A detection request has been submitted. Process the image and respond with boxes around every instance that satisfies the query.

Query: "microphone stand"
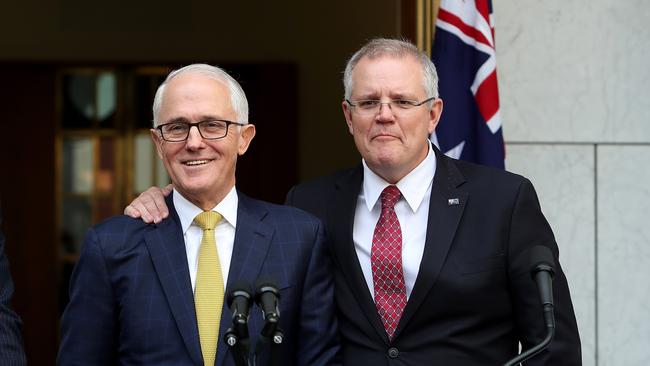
[503,247,557,366]
[224,284,255,366]
[231,315,283,366]
[224,278,285,366]
[503,304,555,366]
[224,327,253,366]
[253,320,284,366]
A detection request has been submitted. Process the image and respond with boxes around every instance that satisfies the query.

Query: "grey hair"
[343,38,439,101]
[152,63,249,126]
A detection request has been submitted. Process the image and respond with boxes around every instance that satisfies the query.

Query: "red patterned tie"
[371,185,407,340]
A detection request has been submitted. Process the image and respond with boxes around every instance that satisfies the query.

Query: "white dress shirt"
[353,141,436,299]
[173,187,238,291]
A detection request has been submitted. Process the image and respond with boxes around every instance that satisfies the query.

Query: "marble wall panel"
[597,145,650,366]
[496,0,650,143]
[506,143,596,366]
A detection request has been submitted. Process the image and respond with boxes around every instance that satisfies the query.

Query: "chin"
[370,149,400,164]
[366,155,399,171]
[176,177,213,194]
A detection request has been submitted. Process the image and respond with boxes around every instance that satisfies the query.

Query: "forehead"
[159,72,235,120]
[351,54,425,97]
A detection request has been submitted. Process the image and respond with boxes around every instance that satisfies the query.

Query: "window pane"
[134,74,166,129]
[61,197,92,255]
[97,72,117,128]
[97,137,115,193]
[62,137,93,194]
[62,74,95,128]
[134,133,153,193]
[156,154,170,187]
[94,196,115,223]
[134,75,154,129]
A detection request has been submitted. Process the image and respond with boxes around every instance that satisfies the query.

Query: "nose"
[376,102,395,122]
[185,125,205,150]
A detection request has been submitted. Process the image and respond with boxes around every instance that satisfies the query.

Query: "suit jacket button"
[388,347,399,359]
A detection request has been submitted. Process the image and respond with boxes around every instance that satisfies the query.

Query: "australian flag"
[431,0,505,169]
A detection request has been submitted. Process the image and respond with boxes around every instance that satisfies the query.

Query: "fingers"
[147,186,170,223]
[124,186,171,224]
[162,184,174,196]
[125,198,155,223]
[123,204,142,218]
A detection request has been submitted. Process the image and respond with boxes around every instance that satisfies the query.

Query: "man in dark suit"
[286,38,581,364]
[59,64,339,366]
[0,204,27,365]
[126,39,582,365]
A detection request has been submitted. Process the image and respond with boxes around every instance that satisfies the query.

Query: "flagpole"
[431,0,440,44]
[416,0,424,51]
[416,0,440,57]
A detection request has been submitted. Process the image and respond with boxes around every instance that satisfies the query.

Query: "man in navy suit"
[126,39,582,365]
[0,204,27,365]
[58,64,339,365]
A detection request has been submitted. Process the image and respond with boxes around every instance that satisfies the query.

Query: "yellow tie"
[194,211,224,366]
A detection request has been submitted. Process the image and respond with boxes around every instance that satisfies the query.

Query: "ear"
[237,124,256,156]
[150,129,165,159]
[342,100,354,135]
[427,98,444,135]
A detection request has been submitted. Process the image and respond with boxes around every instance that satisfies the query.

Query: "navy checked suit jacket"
[0,206,26,366]
[58,192,340,366]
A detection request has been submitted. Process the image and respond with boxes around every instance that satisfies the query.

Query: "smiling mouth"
[183,159,213,166]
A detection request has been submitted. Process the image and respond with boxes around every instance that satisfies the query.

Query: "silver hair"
[343,38,439,101]
[152,63,249,126]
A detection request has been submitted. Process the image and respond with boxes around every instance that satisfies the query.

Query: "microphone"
[253,278,283,365]
[224,282,253,366]
[530,245,556,330]
[503,245,557,366]
[255,278,280,322]
[227,282,253,338]
[254,277,282,340]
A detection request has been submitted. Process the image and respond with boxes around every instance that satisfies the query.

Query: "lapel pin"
[448,198,460,206]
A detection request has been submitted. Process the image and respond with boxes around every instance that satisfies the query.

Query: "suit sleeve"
[284,186,295,206]
[296,220,341,366]
[285,185,319,215]
[0,209,27,366]
[507,179,582,365]
[58,228,117,366]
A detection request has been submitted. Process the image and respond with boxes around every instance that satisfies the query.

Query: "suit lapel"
[145,195,203,365]
[216,193,273,366]
[330,166,390,344]
[394,148,468,340]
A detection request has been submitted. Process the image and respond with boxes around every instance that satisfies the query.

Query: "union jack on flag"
[431,0,505,168]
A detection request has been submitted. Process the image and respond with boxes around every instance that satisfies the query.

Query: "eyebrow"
[162,115,224,124]
[353,92,419,100]
[388,92,419,100]
[353,92,380,100]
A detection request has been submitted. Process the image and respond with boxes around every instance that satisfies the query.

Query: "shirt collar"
[173,186,239,234]
[362,140,436,213]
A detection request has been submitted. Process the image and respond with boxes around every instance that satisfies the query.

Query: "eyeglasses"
[345,97,436,116]
[155,119,246,142]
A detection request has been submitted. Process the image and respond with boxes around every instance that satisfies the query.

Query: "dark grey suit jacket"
[286,146,581,365]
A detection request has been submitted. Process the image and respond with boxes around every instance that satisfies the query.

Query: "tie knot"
[194,211,222,231]
[380,185,401,210]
